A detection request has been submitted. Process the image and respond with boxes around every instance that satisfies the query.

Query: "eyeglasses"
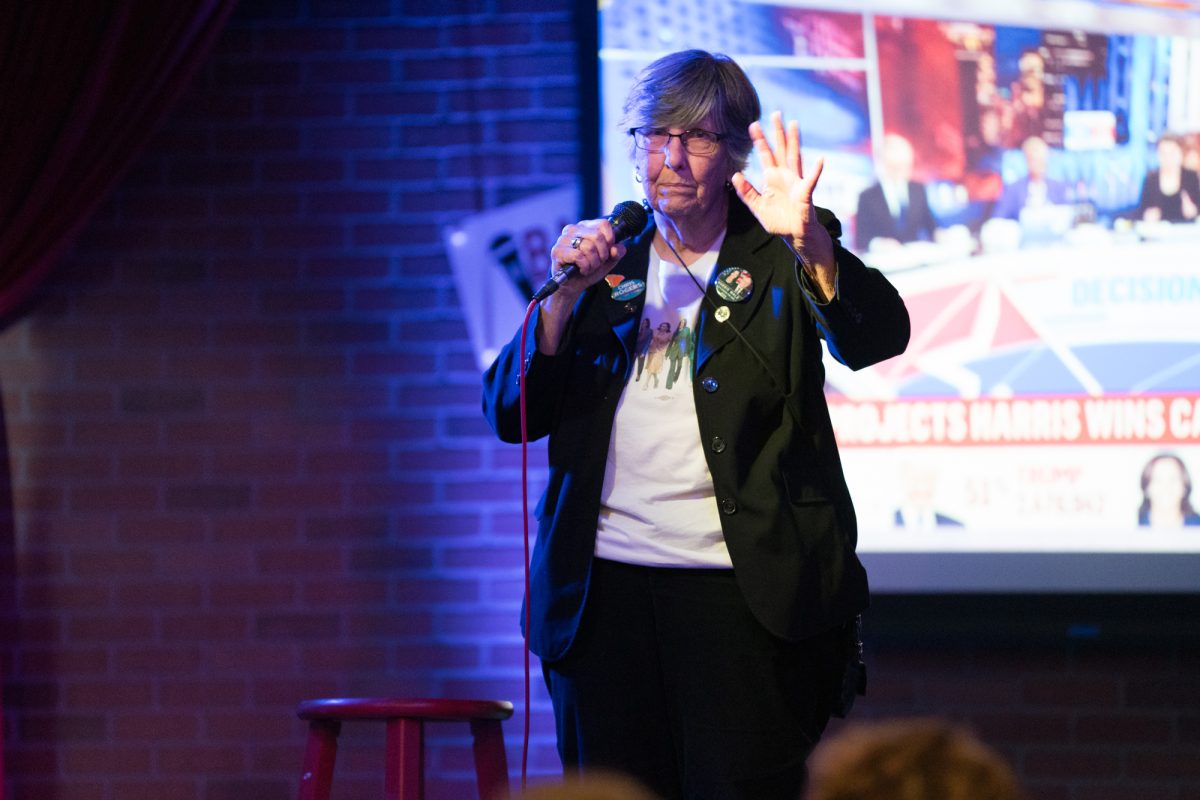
[629,127,725,156]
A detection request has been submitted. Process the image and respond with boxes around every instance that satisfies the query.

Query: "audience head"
[805,717,1025,800]
[516,770,661,800]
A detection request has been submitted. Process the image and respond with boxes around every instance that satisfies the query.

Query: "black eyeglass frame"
[627,127,727,154]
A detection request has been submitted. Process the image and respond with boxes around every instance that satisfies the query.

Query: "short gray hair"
[619,50,761,171]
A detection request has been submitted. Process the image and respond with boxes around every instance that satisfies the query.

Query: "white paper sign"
[444,184,580,369]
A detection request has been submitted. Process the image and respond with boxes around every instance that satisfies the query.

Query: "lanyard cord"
[660,234,787,396]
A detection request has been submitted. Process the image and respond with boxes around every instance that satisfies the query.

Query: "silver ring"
[570,236,583,249]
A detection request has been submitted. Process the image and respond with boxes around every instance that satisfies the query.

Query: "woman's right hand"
[536,217,628,355]
[546,217,628,301]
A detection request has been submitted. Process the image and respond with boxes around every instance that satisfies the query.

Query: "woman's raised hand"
[731,111,836,293]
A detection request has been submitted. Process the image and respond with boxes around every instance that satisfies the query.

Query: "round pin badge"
[714,267,753,303]
[611,278,646,301]
[714,305,731,323]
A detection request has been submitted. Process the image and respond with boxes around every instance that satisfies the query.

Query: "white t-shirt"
[594,233,732,568]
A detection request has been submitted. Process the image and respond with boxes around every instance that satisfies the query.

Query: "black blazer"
[482,198,910,661]
[855,181,938,249]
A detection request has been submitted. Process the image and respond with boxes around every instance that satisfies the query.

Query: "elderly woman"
[483,50,909,799]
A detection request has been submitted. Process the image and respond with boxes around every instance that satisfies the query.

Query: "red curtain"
[0,0,240,320]
[0,3,239,793]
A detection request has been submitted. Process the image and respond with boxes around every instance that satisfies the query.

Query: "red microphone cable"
[512,202,646,790]
[517,297,538,792]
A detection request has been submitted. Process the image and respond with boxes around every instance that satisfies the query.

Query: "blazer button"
[720,497,737,514]
[711,436,726,453]
[701,376,719,393]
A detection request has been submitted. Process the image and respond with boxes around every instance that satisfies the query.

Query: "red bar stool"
[296,697,513,800]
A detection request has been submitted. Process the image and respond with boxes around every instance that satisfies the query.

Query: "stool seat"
[296,696,513,800]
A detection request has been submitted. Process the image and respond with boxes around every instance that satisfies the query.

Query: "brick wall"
[0,2,1195,799]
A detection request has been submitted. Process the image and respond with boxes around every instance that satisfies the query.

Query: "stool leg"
[385,717,424,800]
[298,719,340,800]
[470,719,510,800]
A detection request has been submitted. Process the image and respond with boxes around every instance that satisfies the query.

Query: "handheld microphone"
[531,200,649,302]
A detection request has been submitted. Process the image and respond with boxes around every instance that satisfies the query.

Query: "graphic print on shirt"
[630,248,710,397]
[634,311,695,392]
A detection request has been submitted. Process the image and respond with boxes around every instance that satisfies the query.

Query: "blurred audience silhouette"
[515,769,661,800]
[804,717,1025,800]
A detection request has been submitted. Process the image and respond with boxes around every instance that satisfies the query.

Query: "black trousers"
[543,558,845,800]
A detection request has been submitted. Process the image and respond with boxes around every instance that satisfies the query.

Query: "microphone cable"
[517,296,537,793]
[512,201,647,791]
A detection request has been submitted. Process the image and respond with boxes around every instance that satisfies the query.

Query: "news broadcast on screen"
[597,0,1200,590]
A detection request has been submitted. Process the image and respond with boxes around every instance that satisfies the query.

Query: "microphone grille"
[609,200,649,241]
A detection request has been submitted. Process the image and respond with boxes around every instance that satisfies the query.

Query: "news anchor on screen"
[855,133,939,251]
